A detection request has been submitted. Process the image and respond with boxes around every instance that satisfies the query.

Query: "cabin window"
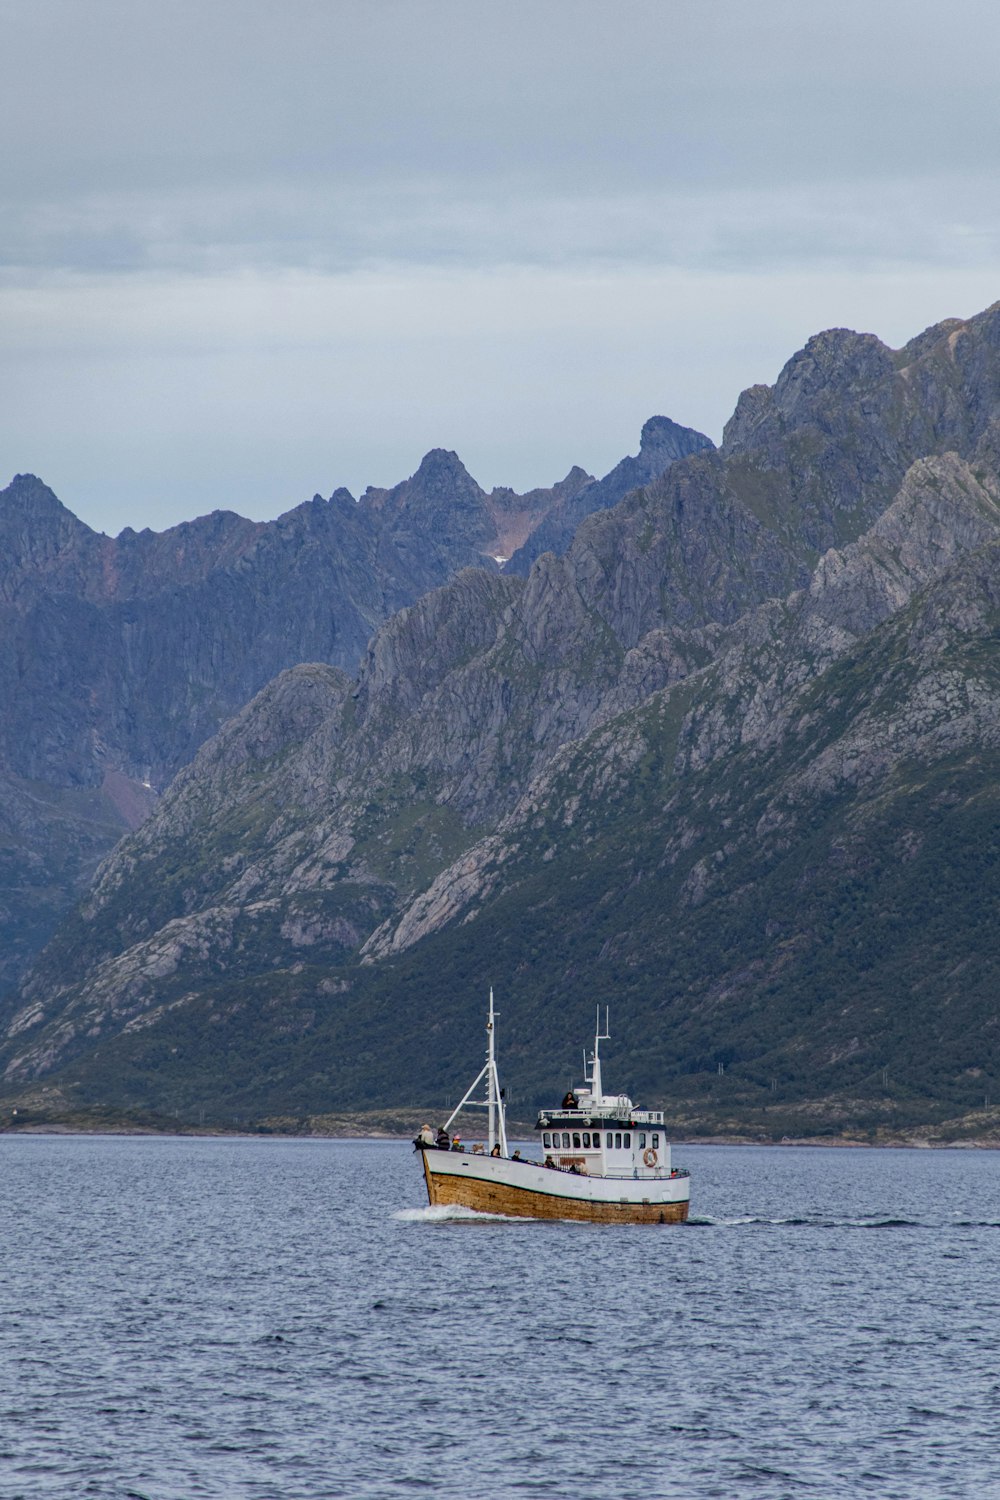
[652,1133,660,1149]
[614,1132,622,1149]
[573,1133,581,1149]
[562,1132,570,1148]
[543,1132,551,1148]
[624,1133,631,1148]
[583,1132,592,1147]
[606,1132,613,1148]
[638,1133,646,1148]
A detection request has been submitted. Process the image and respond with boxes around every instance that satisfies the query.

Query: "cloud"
[4,0,1000,279]
[3,0,1000,533]
[5,174,1000,280]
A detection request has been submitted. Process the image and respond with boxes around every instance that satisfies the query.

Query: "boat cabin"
[535,1022,675,1178]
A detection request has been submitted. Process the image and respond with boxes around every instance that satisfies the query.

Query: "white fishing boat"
[415,991,690,1224]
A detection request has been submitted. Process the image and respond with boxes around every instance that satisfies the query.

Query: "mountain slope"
[8,499,1000,1133]
[9,304,1000,1129]
[0,418,706,992]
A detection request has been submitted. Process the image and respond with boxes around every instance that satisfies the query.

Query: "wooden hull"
[423,1151,689,1224]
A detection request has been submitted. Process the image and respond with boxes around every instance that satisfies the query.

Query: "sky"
[3,0,1000,536]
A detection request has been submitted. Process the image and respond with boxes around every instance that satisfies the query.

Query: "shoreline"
[3,1121,1000,1150]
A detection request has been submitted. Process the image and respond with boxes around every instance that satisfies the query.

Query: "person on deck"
[562,1090,578,1109]
[416,1124,435,1148]
[490,1143,501,1157]
[435,1127,450,1150]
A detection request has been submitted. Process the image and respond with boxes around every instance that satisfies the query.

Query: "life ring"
[643,1148,658,1168]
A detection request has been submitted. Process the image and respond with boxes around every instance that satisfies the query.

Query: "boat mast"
[487,987,497,1152]
[486,987,508,1156]
[443,987,508,1156]
[587,1006,610,1103]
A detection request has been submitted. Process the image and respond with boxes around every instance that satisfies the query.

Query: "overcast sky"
[3,0,1000,534]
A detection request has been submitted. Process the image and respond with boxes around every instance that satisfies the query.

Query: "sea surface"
[1,1136,998,1499]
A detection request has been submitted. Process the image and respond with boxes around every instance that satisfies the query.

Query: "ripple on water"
[0,1136,998,1499]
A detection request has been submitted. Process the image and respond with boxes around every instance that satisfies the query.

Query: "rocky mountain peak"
[0,474,95,542]
[327,486,358,510]
[0,473,100,603]
[402,448,484,505]
[772,328,895,415]
[555,464,594,493]
[3,472,81,517]
[505,415,714,575]
[638,413,711,462]
[185,661,352,783]
[722,329,898,462]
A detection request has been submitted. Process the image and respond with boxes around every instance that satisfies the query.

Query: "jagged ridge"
[0,418,708,993]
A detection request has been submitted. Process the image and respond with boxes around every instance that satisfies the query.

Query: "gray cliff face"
[361,452,1000,958]
[560,450,802,645]
[10,304,1000,1107]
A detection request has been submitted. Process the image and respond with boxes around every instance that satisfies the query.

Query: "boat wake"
[396,1208,1000,1231]
[690,1213,1000,1229]
[392,1204,522,1224]
[691,1213,923,1228]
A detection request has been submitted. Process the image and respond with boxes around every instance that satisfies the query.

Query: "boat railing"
[567,1166,690,1178]
[581,1167,691,1180]
[431,1146,689,1180]
[536,1109,666,1125]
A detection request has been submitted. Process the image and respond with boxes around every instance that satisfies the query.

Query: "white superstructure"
[536,1008,675,1180]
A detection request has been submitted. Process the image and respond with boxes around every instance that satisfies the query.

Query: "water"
[1,1137,999,1500]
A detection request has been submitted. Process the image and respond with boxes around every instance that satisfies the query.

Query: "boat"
[415,991,690,1224]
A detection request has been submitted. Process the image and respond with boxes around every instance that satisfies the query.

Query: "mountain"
[505,415,715,574]
[0,419,707,994]
[6,304,1000,1136]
